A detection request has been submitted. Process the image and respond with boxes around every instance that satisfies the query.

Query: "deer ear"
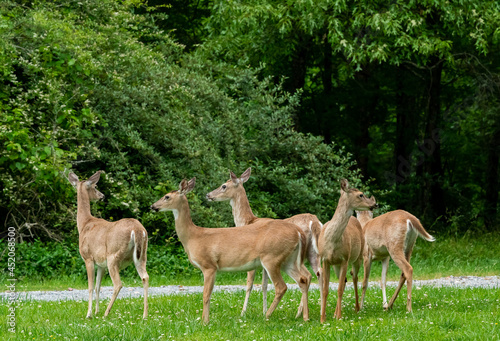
[68,172,79,187]
[179,179,188,193]
[340,179,349,192]
[85,171,102,187]
[179,178,196,194]
[230,170,239,184]
[186,177,196,192]
[240,168,251,183]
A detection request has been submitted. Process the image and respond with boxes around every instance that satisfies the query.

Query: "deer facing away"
[318,179,377,322]
[356,209,435,312]
[150,178,311,324]
[67,171,149,319]
[206,168,323,316]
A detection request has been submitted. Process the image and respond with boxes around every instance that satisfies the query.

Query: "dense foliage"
[1,0,499,283]
[0,0,364,249]
[196,0,500,231]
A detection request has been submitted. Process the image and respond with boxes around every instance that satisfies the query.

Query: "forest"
[0,0,499,277]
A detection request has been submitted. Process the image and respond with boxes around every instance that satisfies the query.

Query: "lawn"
[1,286,499,340]
[1,233,499,340]
[9,233,500,292]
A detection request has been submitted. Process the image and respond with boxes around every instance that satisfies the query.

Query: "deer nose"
[371,203,379,210]
[205,194,213,201]
[150,205,158,212]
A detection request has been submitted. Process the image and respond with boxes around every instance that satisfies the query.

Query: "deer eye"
[359,194,364,198]
[222,185,227,190]
[164,196,170,200]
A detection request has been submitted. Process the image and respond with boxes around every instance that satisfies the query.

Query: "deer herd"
[68,168,435,324]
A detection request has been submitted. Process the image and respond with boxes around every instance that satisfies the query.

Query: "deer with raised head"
[206,168,323,316]
[150,178,311,324]
[318,179,377,322]
[356,209,435,312]
[67,171,149,319]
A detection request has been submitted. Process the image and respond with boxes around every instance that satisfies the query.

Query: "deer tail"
[408,217,435,242]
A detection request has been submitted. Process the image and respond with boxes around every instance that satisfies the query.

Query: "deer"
[356,209,435,312]
[67,171,149,319]
[318,179,377,322]
[205,168,323,317]
[150,178,311,324]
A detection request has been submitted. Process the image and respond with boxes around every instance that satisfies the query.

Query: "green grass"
[2,286,499,340]
[9,233,499,292]
[1,234,499,340]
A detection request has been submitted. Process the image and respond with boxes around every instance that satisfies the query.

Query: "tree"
[203,0,500,230]
[0,0,364,241]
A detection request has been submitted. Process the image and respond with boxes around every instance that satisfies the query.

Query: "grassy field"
[1,234,499,340]
[1,285,499,340]
[10,233,500,292]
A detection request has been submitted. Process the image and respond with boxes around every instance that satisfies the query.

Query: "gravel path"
[2,276,498,302]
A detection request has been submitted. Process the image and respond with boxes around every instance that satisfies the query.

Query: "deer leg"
[104,259,122,317]
[334,263,348,319]
[360,254,372,311]
[262,268,269,315]
[387,251,413,312]
[320,260,330,323]
[288,264,311,321]
[303,265,312,320]
[202,268,217,324]
[404,251,413,312]
[85,260,95,319]
[381,257,390,309]
[308,249,322,309]
[308,247,320,280]
[241,270,255,316]
[134,255,149,319]
[94,266,105,315]
[262,262,287,320]
[352,261,361,313]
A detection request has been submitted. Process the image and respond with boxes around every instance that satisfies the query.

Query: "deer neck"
[324,192,353,245]
[357,212,373,229]
[173,196,199,247]
[229,186,257,227]
[76,184,93,234]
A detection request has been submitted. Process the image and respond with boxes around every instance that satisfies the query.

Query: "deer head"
[150,177,196,212]
[68,171,105,201]
[339,179,377,211]
[206,168,251,201]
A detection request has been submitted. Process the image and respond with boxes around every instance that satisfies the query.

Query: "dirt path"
[2,275,498,302]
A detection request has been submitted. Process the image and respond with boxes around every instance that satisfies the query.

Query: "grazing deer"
[67,171,149,319]
[206,168,322,316]
[151,178,311,324]
[318,179,377,322]
[356,209,435,312]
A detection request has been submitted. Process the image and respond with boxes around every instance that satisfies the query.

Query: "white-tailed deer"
[356,209,435,312]
[206,168,323,316]
[68,171,149,319]
[151,178,311,324]
[318,179,377,322]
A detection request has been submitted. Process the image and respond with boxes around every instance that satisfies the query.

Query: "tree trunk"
[288,36,309,92]
[485,127,500,230]
[422,58,446,221]
[395,67,418,178]
[394,66,421,211]
[352,67,378,178]
[320,31,333,144]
